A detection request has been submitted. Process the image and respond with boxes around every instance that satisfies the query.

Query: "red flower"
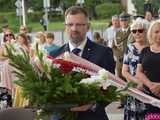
[53,59,75,73]
[47,56,55,60]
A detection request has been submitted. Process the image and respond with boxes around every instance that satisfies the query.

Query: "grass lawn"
[30,20,109,32]
[0,12,109,32]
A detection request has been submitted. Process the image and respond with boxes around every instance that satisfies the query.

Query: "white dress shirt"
[69,38,87,56]
[103,26,120,48]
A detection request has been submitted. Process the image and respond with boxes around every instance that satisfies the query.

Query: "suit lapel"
[64,39,94,60]
[82,39,94,60]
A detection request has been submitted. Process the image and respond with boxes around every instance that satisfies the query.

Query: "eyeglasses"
[5,34,13,37]
[65,23,87,28]
[132,29,144,34]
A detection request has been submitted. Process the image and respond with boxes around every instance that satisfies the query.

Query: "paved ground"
[106,102,124,120]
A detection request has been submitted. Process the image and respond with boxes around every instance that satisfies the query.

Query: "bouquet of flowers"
[5,45,124,119]
[6,44,160,119]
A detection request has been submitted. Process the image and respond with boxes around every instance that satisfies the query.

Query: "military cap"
[119,12,130,21]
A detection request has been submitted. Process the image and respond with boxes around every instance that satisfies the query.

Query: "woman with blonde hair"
[31,31,46,57]
[136,20,160,119]
[34,31,46,50]
[122,20,147,120]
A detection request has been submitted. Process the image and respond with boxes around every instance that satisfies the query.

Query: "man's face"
[65,13,89,46]
[46,38,54,44]
[120,20,129,29]
[112,18,120,28]
[145,11,152,21]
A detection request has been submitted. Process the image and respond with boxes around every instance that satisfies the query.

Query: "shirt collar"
[69,38,87,55]
[122,27,129,32]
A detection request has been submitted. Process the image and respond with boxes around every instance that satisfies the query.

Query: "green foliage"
[110,0,121,3]
[83,0,121,18]
[48,12,64,22]
[0,12,109,32]
[152,0,160,12]
[6,45,121,105]
[133,0,160,15]
[29,0,43,11]
[132,0,145,14]
[0,12,19,32]
[0,0,122,32]
[5,44,123,120]
[95,3,123,19]
[0,0,16,11]
[63,0,77,7]
[27,11,43,22]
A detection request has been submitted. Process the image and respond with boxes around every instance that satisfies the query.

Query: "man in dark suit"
[50,6,115,120]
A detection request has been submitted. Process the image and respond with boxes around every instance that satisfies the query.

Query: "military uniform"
[112,12,130,79]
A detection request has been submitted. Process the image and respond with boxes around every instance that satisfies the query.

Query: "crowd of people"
[93,10,160,120]
[0,5,160,120]
[0,25,59,108]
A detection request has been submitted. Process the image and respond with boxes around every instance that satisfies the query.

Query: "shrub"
[27,11,43,22]
[0,12,20,32]
[95,3,123,19]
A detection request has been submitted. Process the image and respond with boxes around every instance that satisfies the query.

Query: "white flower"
[80,76,100,84]
[64,52,70,60]
[33,56,40,63]
[98,69,108,80]
[37,109,43,116]
[102,79,124,90]
[80,69,108,85]
[53,63,60,68]
[44,57,52,66]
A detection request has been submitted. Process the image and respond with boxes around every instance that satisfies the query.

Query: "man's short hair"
[65,6,89,19]
[112,15,119,21]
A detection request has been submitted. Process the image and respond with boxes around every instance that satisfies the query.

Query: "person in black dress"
[136,20,160,119]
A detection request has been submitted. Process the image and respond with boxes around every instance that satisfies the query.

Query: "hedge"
[95,3,123,19]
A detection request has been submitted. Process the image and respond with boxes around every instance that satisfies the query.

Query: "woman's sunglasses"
[132,29,144,34]
[5,34,13,37]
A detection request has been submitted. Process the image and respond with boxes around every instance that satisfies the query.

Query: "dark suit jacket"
[49,39,115,73]
[49,39,115,120]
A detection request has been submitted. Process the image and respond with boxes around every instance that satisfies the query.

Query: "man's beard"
[70,36,82,45]
[69,32,84,45]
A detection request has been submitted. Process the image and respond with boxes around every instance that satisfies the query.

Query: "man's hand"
[70,103,93,112]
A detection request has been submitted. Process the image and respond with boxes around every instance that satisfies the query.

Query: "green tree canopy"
[133,0,159,16]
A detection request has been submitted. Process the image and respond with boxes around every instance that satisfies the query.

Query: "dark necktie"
[72,48,81,56]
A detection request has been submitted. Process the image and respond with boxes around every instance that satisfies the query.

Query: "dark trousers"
[77,104,108,120]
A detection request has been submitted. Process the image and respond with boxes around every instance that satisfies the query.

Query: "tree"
[83,0,121,19]
[133,0,159,16]
[0,0,16,11]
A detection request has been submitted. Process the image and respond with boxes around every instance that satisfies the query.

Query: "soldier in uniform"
[112,12,131,109]
[112,12,130,79]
